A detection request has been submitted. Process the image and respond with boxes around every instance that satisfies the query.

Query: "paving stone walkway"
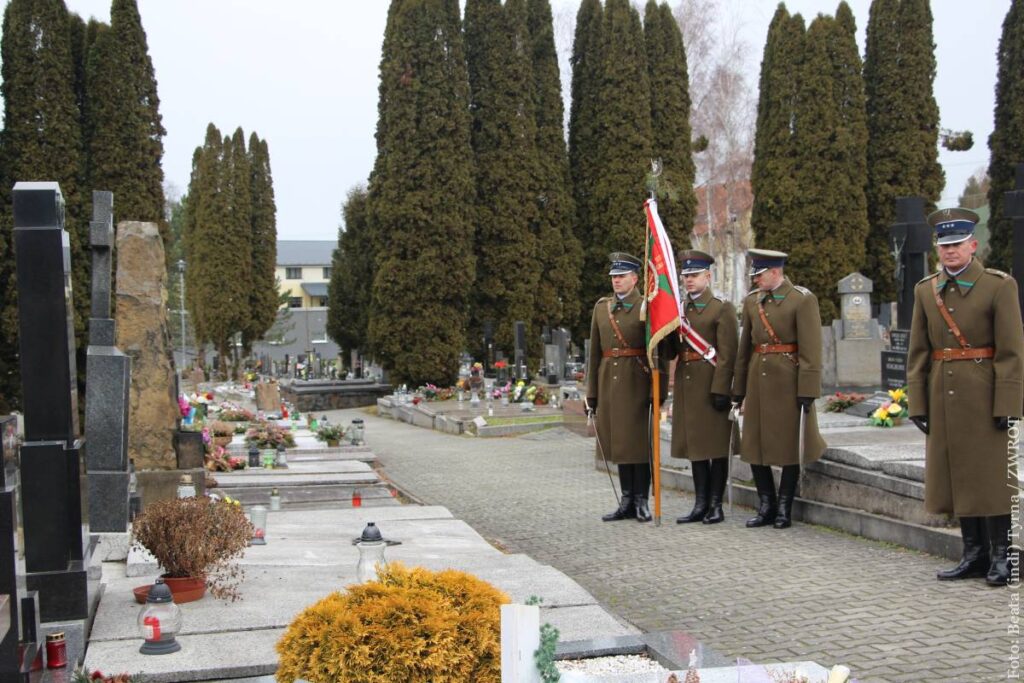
[329,407,1015,683]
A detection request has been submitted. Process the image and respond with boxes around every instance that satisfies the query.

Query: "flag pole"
[647,160,662,527]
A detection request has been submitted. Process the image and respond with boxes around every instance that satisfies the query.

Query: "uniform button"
[947,370,953,376]
[948,390,954,395]
[613,376,617,380]
[685,376,690,380]
[762,372,767,376]
[948,307,954,312]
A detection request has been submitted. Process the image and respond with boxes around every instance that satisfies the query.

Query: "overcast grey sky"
[60,1,1007,240]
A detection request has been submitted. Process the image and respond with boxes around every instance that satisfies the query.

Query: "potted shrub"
[131,497,252,603]
[316,424,345,448]
[276,563,509,683]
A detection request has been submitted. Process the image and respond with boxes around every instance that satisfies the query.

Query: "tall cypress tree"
[366,0,476,385]
[244,133,278,352]
[864,0,943,302]
[986,0,1024,272]
[225,128,252,369]
[526,0,582,332]
[583,0,651,309]
[0,0,85,412]
[83,0,166,245]
[644,0,696,251]
[787,7,868,323]
[567,0,603,326]
[751,4,804,252]
[465,0,541,359]
[328,186,372,361]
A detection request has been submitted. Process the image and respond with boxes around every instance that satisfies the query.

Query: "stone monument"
[85,192,132,540]
[12,181,93,635]
[255,381,282,412]
[513,320,527,380]
[889,197,931,330]
[831,273,884,386]
[115,221,178,470]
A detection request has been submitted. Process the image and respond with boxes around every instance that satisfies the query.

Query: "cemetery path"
[332,407,1011,683]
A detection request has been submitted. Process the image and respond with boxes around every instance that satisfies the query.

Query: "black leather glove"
[585,398,597,417]
[711,393,730,412]
[732,395,744,405]
[797,396,814,413]
[910,416,929,435]
[996,416,1011,431]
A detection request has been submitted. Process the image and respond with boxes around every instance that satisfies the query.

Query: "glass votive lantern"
[250,505,268,545]
[350,419,365,446]
[356,522,387,583]
[275,443,288,468]
[247,444,260,468]
[138,579,182,655]
[269,487,281,511]
[262,449,275,469]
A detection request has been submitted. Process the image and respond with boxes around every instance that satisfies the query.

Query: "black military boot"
[677,460,710,523]
[602,465,635,521]
[703,457,728,524]
[745,465,777,528]
[633,463,653,522]
[986,515,1014,587]
[773,464,799,529]
[937,517,989,580]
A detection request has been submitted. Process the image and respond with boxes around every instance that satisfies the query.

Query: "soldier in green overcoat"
[586,252,667,523]
[733,249,826,529]
[661,250,737,524]
[907,208,1024,587]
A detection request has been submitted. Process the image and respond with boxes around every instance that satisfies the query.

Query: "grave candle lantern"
[250,505,268,545]
[275,443,288,468]
[350,419,365,446]
[247,444,260,469]
[356,522,387,583]
[176,474,195,499]
[138,579,182,655]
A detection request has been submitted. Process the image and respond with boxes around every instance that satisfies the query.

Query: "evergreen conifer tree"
[244,133,279,352]
[567,0,603,326]
[0,0,85,412]
[328,186,372,361]
[526,0,582,332]
[986,0,1024,272]
[225,128,252,369]
[864,0,943,301]
[751,4,804,252]
[583,0,651,309]
[83,0,166,247]
[788,7,869,322]
[465,0,541,360]
[366,0,476,385]
[644,1,696,251]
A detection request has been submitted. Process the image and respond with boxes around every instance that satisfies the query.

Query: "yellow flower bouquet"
[870,387,909,427]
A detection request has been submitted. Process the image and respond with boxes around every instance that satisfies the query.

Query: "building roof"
[693,180,753,237]
[277,240,336,266]
[301,282,329,297]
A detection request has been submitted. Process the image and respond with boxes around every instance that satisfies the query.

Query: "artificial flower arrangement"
[205,445,246,472]
[824,391,867,413]
[870,387,908,427]
[72,669,144,683]
[245,422,296,449]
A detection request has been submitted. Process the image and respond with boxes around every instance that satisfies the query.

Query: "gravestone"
[12,182,92,625]
[832,273,884,386]
[0,415,29,678]
[881,329,909,390]
[115,221,178,470]
[553,327,569,379]
[85,191,133,536]
[255,382,282,411]
[889,197,930,330]
[513,320,527,379]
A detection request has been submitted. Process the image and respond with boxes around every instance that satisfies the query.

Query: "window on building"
[317,296,329,308]
[288,297,302,309]
[322,267,332,279]
[285,267,302,279]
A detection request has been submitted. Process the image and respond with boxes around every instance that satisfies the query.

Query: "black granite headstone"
[889,329,909,353]
[844,391,892,419]
[881,351,908,390]
[12,182,89,622]
[889,197,930,331]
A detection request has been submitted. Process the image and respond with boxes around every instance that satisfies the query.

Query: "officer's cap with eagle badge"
[678,249,714,275]
[748,248,788,276]
[607,252,642,275]
[927,207,980,245]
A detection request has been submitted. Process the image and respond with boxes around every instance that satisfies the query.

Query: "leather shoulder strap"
[756,298,798,366]
[606,299,650,374]
[931,276,971,350]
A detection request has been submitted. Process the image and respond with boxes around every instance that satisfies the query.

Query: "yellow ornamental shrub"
[275,562,510,683]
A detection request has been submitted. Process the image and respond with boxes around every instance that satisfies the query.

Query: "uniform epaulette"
[712,293,727,303]
[985,267,1010,279]
[598,296,611,303]
[792,285,811,296]
[746,288,760,297]
[917,272,940,284]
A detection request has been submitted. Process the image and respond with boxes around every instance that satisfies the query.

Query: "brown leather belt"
[603,348,644,358]
[682,350,706,362]
[931,347,995,361]
[754,343,798,354]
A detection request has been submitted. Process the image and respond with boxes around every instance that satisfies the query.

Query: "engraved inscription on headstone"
[890,329,910,353]
[838,273,874,340]
[881,350,908,390]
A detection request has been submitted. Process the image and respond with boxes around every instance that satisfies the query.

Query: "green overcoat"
[733,278,826,466]
[586,288,667,465]
[662,288,738,461]
[907,258,1024,517]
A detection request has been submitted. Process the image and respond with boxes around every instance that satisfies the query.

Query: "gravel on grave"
[556,654,670,676]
